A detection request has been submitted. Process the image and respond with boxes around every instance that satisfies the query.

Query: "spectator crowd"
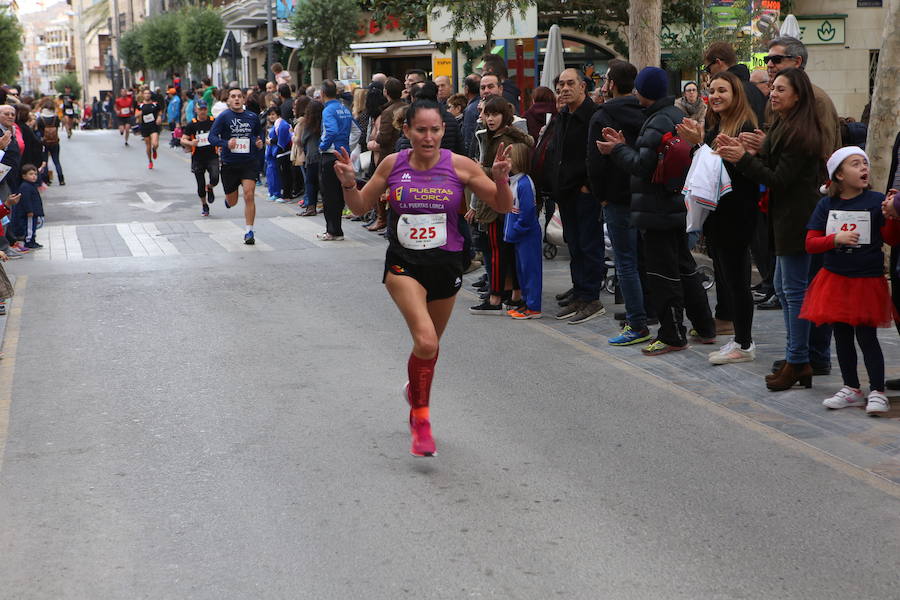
[2,35,899,415]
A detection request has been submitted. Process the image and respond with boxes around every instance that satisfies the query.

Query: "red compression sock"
[407,348,439,419]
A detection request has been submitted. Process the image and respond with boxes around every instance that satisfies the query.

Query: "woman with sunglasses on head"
[716,68,825,391]
[677,71,759,365]
[333,99,513,457]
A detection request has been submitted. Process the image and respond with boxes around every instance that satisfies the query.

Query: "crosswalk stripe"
[141,222,180,256]
[33,225,59,261]
[269,216,363,248]
[115,223,151,257]
[24,216,374,261]
[62,225,83,260]
[193,219,274,252]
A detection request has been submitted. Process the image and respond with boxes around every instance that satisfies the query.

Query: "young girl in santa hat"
[801,146,900,415]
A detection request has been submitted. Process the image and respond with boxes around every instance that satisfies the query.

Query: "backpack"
[652,131,693,193]
[42,117,60,145]
[530,118,555,194]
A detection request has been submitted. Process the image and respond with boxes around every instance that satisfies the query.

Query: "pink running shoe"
[401,381,436,456]
[409,415,436,457]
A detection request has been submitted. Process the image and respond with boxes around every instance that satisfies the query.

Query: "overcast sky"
[18,0,65,14]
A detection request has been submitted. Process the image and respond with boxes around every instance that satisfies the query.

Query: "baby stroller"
[543,209,563,259]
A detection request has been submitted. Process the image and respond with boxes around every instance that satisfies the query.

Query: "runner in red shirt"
[114,89,135,147]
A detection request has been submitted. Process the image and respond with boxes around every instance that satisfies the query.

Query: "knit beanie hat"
[635,67,669,101]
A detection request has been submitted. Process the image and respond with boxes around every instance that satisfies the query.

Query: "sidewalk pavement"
[463,248,900,486]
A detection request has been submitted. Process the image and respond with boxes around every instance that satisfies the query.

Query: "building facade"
[71,0,115,104]
[18,2,75,96]
[792,0,887,119]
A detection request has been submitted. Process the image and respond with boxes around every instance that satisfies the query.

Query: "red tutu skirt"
[799,268,897,327]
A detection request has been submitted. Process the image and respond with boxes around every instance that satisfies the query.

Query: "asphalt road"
[0,130,898,599]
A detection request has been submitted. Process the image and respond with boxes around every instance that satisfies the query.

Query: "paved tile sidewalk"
[463,250,900,485]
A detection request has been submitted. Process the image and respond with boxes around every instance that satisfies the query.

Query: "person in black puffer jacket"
[600,67,714,355]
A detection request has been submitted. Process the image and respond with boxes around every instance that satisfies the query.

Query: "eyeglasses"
[763,54,797,65]
[703,62,715,74]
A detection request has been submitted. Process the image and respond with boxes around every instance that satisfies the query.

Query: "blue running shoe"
[608,325,652,346]
[244,230,255,245]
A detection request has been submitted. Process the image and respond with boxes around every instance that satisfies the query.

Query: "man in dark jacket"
[465,74,505,158]
[396,82,464,155]
[586,59,650,346]
[481,54,521,115]
[365,77,406,231]
[461,74,482,156]
[551,68,604,325]
[374,78,406,159]
[600,67,714,355]
[703,42,767,125]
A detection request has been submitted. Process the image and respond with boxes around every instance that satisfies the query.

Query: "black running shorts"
[221,161,258,195]
[383,250,463,302]
[140,124,160,138]
[115,115,134,127]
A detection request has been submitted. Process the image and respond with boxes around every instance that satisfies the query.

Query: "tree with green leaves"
[290,0,362,79]
[54,72,82,97]
[141,13,185,73]
[179,7,226,68]
[430,0,535,54]
[80,0,110,42]
[661,0,758,74]
[0,8,23,84]
[365,0,428,40]
[119,24,147,73]
[538,0,629,56]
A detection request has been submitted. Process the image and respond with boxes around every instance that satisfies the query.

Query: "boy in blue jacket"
[13,164,45,249]
[503,144,543,318]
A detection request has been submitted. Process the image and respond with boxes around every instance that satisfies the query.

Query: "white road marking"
[269,216,362,248]
[131,191,173,213]
[115,223,150,257]
[141,222,180,256]
[32,225,60,261]
[61,225,83,260]
[193,219,273,252]
[29,216,347,261]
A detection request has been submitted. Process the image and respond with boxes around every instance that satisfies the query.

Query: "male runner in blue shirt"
[208,87,264,245]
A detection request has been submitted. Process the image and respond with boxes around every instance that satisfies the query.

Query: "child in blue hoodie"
[503,144,542,318]
[13,164,45,249]
[264,107,283,201]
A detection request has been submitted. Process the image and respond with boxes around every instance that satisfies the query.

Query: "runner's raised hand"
[491,142,511,181]
[334,147,357,188]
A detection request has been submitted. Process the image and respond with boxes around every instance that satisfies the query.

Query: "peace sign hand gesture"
[333,147,357,188]
[491,142,512,181]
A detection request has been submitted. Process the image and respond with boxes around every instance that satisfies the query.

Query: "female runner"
[135,89,162,169]
[334,99,514,457]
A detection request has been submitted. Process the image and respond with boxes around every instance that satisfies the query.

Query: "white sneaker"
[866,390,890,416]
[709,342,755,364]
[823,386,865,409]
[708,339,736,358]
